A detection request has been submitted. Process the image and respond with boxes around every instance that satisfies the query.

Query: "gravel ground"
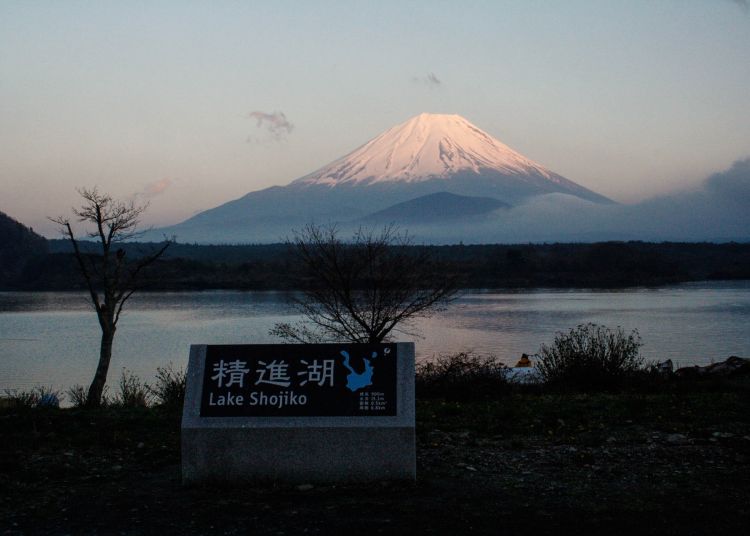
[2,393,749,535]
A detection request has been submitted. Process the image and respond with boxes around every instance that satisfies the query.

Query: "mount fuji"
[156,113,612,243]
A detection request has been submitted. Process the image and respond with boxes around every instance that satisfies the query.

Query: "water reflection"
[1,283,749,392]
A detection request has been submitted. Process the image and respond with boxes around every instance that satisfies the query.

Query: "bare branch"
[49,187,171,406]
[271,223,459,344]
[49,217,102,316]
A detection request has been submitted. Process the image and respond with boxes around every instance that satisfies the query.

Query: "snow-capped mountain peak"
[149,111,613,243]
[295,113,556,186]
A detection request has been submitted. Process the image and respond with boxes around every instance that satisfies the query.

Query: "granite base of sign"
[181,342,415,484]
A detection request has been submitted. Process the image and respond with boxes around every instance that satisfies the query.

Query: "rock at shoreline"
[656,359,674,374]
[675,356,750,378]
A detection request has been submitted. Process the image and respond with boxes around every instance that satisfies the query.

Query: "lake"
[1,281,749,393]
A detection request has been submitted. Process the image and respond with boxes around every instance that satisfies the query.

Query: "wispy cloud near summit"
[412,73,442,88]
[248,110,294,141]
[134,178,173,200]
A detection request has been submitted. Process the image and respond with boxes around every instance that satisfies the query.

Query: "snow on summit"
[296,113,557,186]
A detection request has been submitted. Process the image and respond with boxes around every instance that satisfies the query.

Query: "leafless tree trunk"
[271,224,459,344]
[51,187,170,407]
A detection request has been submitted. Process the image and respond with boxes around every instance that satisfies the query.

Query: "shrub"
[36,387,62,408]
[2,386,63,409]
[536,323,644,391]
[416,352,514,400]
[114,369,151,408]
[2,388,39,409]
[67,384,111,408]
[67,384,88,408]
[148,363,187,409]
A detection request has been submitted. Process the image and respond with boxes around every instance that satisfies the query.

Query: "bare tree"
[51,187,170,407]
[271,224,459,344]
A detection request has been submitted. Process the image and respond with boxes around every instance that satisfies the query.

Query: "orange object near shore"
[515,354,532,368]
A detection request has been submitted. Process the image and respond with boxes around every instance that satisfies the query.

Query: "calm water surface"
[1,282,749,392]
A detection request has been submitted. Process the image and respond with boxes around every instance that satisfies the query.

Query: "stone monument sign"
[182,342,415,484]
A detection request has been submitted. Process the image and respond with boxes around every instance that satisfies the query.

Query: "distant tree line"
[4,237,750,291]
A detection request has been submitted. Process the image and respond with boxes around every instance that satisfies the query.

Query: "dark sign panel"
[199,343,398,417]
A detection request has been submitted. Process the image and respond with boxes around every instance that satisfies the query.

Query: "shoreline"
[3,277,750,293]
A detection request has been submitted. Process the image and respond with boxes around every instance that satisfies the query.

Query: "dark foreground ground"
[2,389,749,535]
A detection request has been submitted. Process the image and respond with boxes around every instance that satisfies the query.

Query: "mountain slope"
[155,113,612,243]
[362,192,509,224]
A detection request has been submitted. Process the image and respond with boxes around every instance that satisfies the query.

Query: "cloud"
[395,158,750,244]
[705,157,750,204]
[133,178,173,200]
[727,0,749,12]
[248,110,294,141]
[509,159,750,242]
[412,72,442,88]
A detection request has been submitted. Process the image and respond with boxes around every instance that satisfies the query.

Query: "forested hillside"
[0,211,48,287]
